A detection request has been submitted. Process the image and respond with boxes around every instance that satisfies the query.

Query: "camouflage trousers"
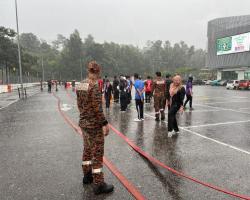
[81,128,104,184]
[154,95,166,119]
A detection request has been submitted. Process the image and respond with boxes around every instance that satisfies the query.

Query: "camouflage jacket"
[76,79,108,129]
[152,78,166,97]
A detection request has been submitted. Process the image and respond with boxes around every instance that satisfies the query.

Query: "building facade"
[207,15,250,80]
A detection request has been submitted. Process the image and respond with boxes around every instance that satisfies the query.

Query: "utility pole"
[80,57,82,81]
[42,55,44,83]
[15,0,24,98]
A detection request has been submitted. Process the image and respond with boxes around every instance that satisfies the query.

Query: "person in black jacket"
[112,76,120,103]
[104,79,113,109]
[165,74,172,110]
[168,75,185,137]
[119,76,128,112]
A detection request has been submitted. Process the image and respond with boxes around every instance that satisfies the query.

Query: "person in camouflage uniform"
[152,72,166,121]
[76,61,114,195]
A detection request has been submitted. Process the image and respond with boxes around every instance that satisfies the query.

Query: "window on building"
[244,72,250,80]
[221,71,237,80]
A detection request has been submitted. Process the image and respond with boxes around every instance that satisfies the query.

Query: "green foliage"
[0,26,207,82]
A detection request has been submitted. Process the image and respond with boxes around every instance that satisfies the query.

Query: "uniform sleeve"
[76,90,84,113]
[91,85,108,126]
[152,81,156,94]
[165,82,170,100]
[180,87,186,105]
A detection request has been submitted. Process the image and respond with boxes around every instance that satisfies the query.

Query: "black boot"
[161,111,165,121]
[83,171,93,185]
[155,114,160,121]
[94,182,114,195]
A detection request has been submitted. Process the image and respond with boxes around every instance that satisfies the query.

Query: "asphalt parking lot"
[1,85,250,200]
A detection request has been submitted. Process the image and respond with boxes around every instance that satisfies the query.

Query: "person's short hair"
[134,73,139,79]
[156,72,161,77]
[114,76,117,79]
[166,74,171,78]
[88,61,101,74]
[147,76,150,79]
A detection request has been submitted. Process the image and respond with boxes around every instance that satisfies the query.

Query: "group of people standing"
[100,72,193,137]
[76,61,194,195]
[97,75,133,112]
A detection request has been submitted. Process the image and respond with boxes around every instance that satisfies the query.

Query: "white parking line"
[182,119,250,128]
[194,103,250,115]
[194,96,248,100]
[0,99,19,110]
[239,108,250,110]
[183,109,222,113]
[0,91,40,111]
[140,110,250,156]
[204,100,250,105]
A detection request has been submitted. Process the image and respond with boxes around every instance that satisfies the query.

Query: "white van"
[226,80,239,90]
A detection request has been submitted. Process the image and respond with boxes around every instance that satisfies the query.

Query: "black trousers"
[135,99,144,119]
[114,89,119,103]
[120,91,127,111]
[105,95,111,108]
[184,94,192,108]
[145,91,151,103]
[168,104,180,132]
[127,91,132,104]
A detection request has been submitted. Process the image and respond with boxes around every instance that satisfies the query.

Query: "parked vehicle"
[220,80,228,86]
[238,80,250,90]
[205,80,212,85]
[193,79,203,85]
[226,80,239,90]
[211,80,221,86]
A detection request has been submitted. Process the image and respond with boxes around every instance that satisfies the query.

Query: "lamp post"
[15,0,24,98]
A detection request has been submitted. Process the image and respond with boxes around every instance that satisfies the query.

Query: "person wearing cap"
[76,61,114,195]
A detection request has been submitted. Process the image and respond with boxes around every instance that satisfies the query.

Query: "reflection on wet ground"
[1,86,250,199]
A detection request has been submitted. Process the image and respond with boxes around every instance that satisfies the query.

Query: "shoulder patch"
[77,82,89,91]
[156,80,165,85]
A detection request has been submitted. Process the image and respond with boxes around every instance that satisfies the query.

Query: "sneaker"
[93,182,114,195]
[168,131,174,138]
[155,117,160,122]
[140,118,145,121]
[172,131,180,138]
[134,118,141,122]
[189,107,194,111]
[161,117,165,121]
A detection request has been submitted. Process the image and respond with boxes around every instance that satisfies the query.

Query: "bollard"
[18,88,21,98]
[24,88,27,98]
[7,84,12,93]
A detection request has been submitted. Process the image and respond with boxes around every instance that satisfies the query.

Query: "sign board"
[216,32,250,55]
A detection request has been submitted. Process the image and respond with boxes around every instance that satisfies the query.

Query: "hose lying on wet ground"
[53,92,146,200]
[64,89,250,200]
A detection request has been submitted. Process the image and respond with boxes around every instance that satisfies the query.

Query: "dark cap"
[88,61,101,73]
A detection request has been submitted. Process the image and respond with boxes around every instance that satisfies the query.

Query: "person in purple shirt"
[184,76,193,110]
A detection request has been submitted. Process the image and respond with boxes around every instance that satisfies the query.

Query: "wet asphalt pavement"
[0,85,250,200]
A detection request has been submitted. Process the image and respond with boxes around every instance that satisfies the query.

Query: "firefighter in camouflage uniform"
[76,61,114,195]
[152,71,166,121]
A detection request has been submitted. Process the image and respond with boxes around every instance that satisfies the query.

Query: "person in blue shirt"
[133,73,145,121]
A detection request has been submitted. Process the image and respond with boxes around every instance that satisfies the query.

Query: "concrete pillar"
[217,71,222,80]
[236,71,245,80]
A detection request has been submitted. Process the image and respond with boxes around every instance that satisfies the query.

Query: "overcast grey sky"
[1,0,250,49]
